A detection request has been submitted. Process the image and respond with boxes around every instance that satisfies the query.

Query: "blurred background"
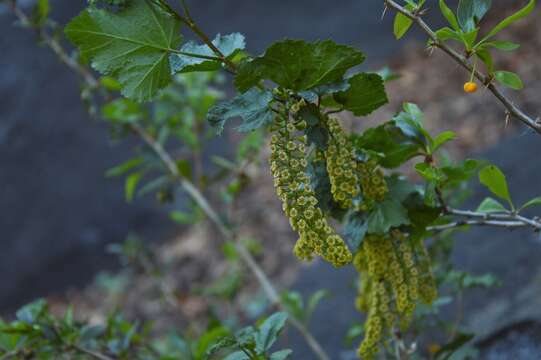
[1,0,541,358]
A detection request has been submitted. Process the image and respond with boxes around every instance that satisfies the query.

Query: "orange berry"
[463,81,478,93]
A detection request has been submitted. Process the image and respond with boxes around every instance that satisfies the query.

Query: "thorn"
[381,5,388,20]
[505,111,511,128]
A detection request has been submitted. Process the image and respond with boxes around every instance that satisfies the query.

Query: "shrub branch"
[383,0,541,135]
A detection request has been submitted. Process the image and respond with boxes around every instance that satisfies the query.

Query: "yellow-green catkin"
[269,113,352,267]
[324,117,360,208]
[357,158,388,211]
[355,231,437,357]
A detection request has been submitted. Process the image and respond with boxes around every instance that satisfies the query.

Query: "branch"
[8,5,328,360]
[383,0,541,135]
[428,207,541,232]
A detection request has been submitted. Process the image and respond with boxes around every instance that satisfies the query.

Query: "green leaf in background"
[125,172,142,202]
[431,130,456,153]
[170,33,245,73]
[479,165,513,209]
[476,197,507,213]
[306,290,329,323]
[106,157,144,177]
[481,40,520,51]
[102,98,144,123]
[223,351,250,360]
[394,12,413,39]
[234,39,365,92]
[482,0,535,41]
[520,196,541,211]
[270,349,293,360]
[494,71,524,89]
[65,0,182,101]
[435,332,475,360]
[367,198,410,234]
[207,88,274,134]
[457,0,492,32]
[476,48,495,73]
[333,73,388,116]
[439,0,460,30]
[254,312,288,353]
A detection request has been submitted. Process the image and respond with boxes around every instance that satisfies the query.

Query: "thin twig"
[72,345,115,360]
[383,0,541,135]
[447,207,541,230]
[428,219,527,232]
[8,5,329,359]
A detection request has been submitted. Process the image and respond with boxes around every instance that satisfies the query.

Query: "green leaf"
[125,172,142,202]
[439,0,460,30]
[343,212,368,251]
[481,40,520,51]
[435,27,462,42]
[270,350,293,360]
[102,98,143,123]
[479,165,513,209]
[476,197,507,213]
[36,0,50,21]
[223,351,250,360]
[306,290,329,322]
[431,130,456,152]
[298,80,350,103]
[482,0,535,41]
[16,300,47,324]
[476,48,494,73]
[394,12,413,39]
[367,198,410,234]
[520,196,541,211]
[170,33,245,73]
[457,0,492,32]
[106,157,144,177]
[353,123,422,168]
[333,73,388,116]
[415,163,445,183]
[254,312,288,353]
[280,291,304,321]
[494,71,524,90]
[207,88,274,134]
[435,332,475,360]
[65,0,182,101]
[234,39,365,92]
[461,28,479,49]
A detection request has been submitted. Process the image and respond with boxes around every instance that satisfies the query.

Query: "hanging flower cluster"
[353,230,437,359]
[324,116,361,209]
[269,110,352,267]
[357,158,388,211]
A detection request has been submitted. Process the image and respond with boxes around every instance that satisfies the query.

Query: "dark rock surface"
[288,133,541,359]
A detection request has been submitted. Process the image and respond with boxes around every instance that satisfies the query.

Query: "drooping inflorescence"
[269,109,352,267]
[324,116,361,208]
[354,230,437,359]
[357,158,388,211]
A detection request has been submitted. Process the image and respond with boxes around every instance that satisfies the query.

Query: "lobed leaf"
[207,88,274,134]
[234,39,365,92]
[170,33,245,73]
[65,0,182,101]
[333,73,388,116]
